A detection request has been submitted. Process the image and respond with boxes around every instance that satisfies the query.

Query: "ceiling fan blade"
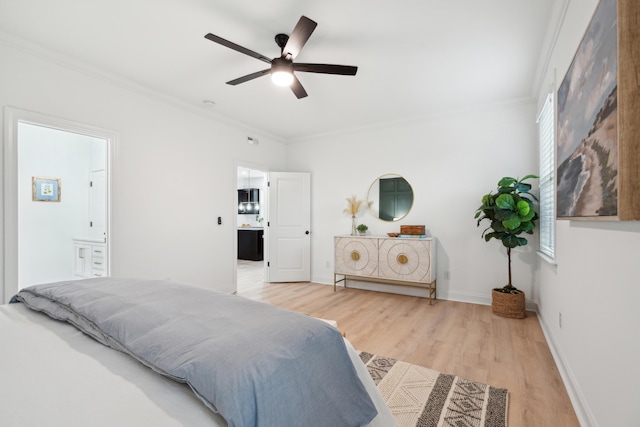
[294,63,358,76]
[290,75,308,99]
[226,69,271,85]
[205,33,272,64]
[283,16,317,59]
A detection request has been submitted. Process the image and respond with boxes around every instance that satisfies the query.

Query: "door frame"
[2,107,117,303]
[233,161,269,292]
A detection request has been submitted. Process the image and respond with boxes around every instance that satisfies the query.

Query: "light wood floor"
[237,260,579,427]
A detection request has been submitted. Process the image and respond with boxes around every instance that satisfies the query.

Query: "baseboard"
[535,310,596,427]
[313,275,334,286]
[316,276,539,311]
[441,290,490,306]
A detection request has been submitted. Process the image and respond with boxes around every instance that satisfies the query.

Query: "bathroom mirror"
[367,174,414,221]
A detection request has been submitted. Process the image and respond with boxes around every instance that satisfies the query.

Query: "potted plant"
[356,224,368,236]
[474,175,539,319]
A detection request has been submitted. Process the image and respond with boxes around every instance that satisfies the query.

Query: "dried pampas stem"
[343,195,364,217]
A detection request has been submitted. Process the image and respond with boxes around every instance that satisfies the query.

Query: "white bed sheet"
[0,303,394,427]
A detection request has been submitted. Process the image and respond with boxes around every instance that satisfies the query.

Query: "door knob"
[305,230,310,235]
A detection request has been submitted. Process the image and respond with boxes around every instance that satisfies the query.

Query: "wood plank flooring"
[237,260,580,427]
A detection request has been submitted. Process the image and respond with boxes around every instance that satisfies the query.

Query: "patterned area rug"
[359,352,508,427]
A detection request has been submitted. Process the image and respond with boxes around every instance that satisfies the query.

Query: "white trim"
[2,107,118,303]
[2,108,18,304]
[442,290,491,306]
[536,250,557,266]
[293,97,536,145]
[233,160,270,293]
[536,308,597,427]
[537,91,556,260]
[0,30,285,144]
[532,0,571,98]
[314,277,540,311]
[444,290,539,313]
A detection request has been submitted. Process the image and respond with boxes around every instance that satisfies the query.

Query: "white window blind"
[537,93,555,259]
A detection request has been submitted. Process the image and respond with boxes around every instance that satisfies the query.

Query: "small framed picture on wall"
[32,176,61,202]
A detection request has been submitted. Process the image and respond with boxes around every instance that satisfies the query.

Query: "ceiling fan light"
[271,58,294,87]
[271,71,293,86]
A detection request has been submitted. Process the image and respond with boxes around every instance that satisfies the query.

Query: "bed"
[0,278,395,427]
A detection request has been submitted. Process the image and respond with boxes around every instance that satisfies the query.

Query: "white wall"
[18,123,95,287]
[534,1,640,426]
[287,101,539,303]
[1,40,287,297]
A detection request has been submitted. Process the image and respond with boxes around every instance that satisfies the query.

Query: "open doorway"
[236,166,266,292]
[3,107,114,303]
[19,122,107,287]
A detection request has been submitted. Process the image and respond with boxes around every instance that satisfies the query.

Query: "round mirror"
[367,174,414,222]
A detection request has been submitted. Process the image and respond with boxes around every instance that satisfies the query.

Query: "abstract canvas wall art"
[556,0,618,218]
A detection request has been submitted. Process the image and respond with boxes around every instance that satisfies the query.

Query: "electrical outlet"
[444,270,450,280]
[325,261,331,269]
[559,312,563,329]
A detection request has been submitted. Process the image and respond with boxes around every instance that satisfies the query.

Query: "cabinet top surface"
[73,237,106,244]
[335,235,433,240]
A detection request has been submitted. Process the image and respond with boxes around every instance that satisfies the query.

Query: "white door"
[267,172,311,282]
[89,169,106,240]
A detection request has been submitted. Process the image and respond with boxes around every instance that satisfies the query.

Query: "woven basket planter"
[491,289,526,319]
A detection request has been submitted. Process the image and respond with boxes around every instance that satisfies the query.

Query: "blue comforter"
[12,278,378,427]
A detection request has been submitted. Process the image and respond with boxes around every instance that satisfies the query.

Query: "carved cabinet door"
[334,237,378,277]
[378,239,432,283]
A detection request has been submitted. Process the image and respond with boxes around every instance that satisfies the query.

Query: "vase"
[351,216,357,236]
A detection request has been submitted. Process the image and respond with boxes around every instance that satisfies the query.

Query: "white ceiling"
[0,0,554,142]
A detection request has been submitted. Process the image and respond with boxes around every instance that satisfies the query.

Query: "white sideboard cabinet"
[73,238,107,279]
[334,235,437,303]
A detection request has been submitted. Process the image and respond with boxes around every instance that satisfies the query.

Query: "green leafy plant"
[474,175,539,293]
[356,224,368,232]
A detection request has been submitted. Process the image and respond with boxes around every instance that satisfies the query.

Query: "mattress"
[0,302,394,426]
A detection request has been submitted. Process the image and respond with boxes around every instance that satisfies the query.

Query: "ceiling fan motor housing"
[271,57,293,73]
[275,33,289,52]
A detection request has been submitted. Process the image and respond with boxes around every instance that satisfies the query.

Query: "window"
[537,93,555,260]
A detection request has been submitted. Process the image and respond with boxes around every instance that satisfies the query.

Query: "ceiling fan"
[204,16,358,99]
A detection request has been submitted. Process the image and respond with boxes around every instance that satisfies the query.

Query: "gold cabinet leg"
[429,279,437,305]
